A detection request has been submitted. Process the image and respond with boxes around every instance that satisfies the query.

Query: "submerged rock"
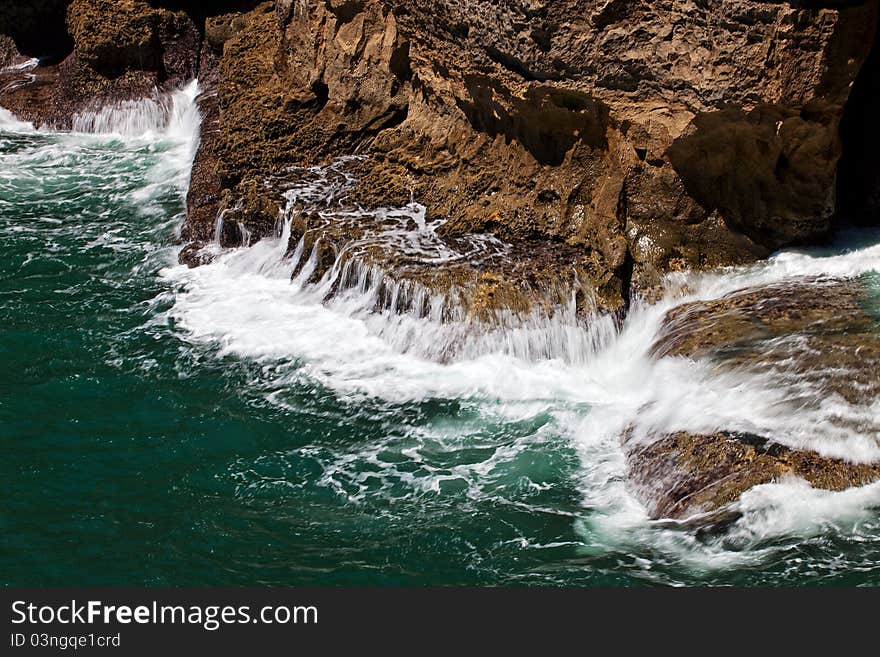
[624,430,880,521]
[654,277,880,403]
[625,277,880,520]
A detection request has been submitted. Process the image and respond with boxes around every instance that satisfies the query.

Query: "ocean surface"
[2,83,880,586]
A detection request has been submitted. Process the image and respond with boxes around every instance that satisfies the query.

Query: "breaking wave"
[2,77,879,584]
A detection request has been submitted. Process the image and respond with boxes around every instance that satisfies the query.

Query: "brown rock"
[181,47,223,246]
[1,0,199,129]
[625,277,880,520]
[63,0,199,104]
[181,0,880,312]
[0,35,17,68]
[205,13,250,52]
[218,179,284,247]
[652,278,880,406]
[5,1,878,321]
[214,2,299,186]
[625,430,880,520]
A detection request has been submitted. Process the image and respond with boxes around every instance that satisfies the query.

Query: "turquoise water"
[2,107,880,586]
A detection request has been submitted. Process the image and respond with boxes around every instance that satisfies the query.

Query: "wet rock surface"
[178,0,880,312]
[4,1,879,313]
[221,160,609,322]
[0,36,17,69]
[0,0,199,128]
[625,429,880,521]
[654,277,880,404]
[625,277,880,520]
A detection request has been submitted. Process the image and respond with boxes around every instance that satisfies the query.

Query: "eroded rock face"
[2,3,878,319]
[0,35,19,69]
[178,0,880,313]
[67,0,198,83]
[626,277,880,520]
[179,2,294,251]
[625,430,880,521]
[5,1,876,314]
[1,1,879,309]
[0,0,199,128]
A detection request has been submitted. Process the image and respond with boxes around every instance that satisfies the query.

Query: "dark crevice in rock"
[836,8,880,225]
[618,248,635,313]
[366,105,409,134]
[0,1,74,63]
[457,78,609,166]
[148,1,271,71]
[310,79,330,109]
[389,40,412,84]
[484,45,560,82]
[616,181,635,312]
[592,0,634,30]
[667,106,840,249]
[327,0,366,26]
[529,27,552,52]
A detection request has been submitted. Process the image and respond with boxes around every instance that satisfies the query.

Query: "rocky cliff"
[0,1,201,125]
[3,1,878,306]
[184,0,880,310]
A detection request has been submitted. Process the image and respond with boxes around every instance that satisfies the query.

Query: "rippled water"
[2,84,880,586]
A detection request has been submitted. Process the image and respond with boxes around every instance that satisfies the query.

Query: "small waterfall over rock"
[167,153,880,557]
[0,57,39,96]
[2,80,879,579]
[71,81,201,141]
[192,158,612,363]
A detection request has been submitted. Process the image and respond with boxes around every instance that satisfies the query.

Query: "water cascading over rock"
[3,0,880,525]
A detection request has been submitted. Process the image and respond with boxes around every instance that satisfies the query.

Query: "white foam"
[0,79,201,271]
[4,58,39,72]
[160,155,880,567]
[8,75,875,567]
[0,106,34,132]
[72,80,201,142]
[0,57,40,96]
[729,477,880,545]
